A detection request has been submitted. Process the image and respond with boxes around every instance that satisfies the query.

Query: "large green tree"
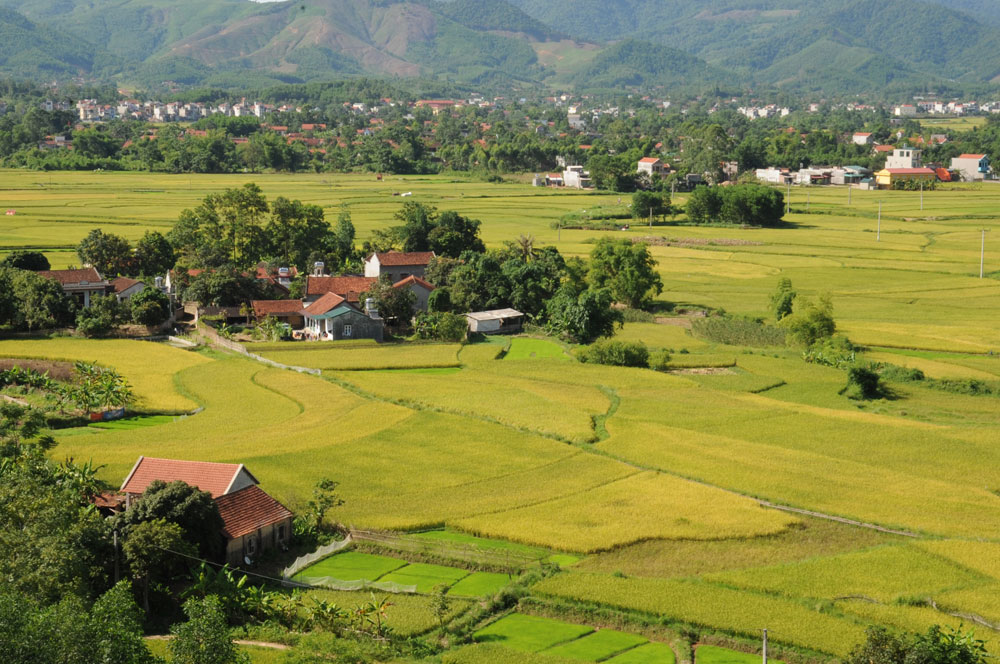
[77,229,133,277]
[588,239,663,309]
[115,479,224,561]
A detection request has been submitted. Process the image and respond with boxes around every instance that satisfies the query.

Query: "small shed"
[465,308,524,335]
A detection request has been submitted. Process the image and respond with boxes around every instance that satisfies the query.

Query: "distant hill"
[0,7,97,80]
[1,0,1000,94]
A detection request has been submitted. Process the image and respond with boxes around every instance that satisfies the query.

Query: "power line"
[151,544,302,588]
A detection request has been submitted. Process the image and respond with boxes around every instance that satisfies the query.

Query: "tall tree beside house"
[394,201,438,253]
[545,285,622,343]
[114,480,225,561]
[77,229,133,277]
[588,239,663,310]
[266,196,329,270]
[133,231,176,278]
[123,518,194,615]
[364,276,416,331]
[182,267,267,307]
[168,184,269,270]
[427,210,486,257]
[0,266,75,331]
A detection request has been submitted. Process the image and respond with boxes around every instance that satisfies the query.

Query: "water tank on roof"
[278,267,290,276]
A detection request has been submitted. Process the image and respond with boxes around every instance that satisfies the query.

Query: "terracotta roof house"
[950,153,991,182]
[38,267,110,308]
[254,263,297,294]
[252,299,305,328]
[301,293,383,342]
[364,251,435,282]
[637,157,665,176]
[110,276,145,302]
[874,167,937,189]
[120,457,292,565]
[304,276,377,303]
[393,275,436,311]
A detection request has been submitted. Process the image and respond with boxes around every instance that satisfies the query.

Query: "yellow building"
[874,168,937,189]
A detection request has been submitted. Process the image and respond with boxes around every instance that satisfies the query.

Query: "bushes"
[780,296,836,347]
[414,312,468,342]
[845,366,884,400]
[692,316,787,347]
[577,340,650,367]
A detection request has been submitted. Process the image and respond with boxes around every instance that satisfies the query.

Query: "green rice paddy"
[6,170,1000,658]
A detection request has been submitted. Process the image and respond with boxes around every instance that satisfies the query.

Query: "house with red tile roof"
[301,293,383,342]
[110,276,145,302]
[121,457,292,565]
[305,276,377,304]
[38,267,110,308]
[393,275,436,311]
[637,157,665,176]
[252,299,305,327]
[364,251,435,282]
[852,132,874,146]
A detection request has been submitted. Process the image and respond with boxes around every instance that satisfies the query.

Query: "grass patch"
[447,571,512,597]
[378,562,470,593]
[292,551,407,583]
[543,629,648,661]
[505,338,569,361]
[697,645,780,664]
[606,643,677,664]
[475,614,594,652]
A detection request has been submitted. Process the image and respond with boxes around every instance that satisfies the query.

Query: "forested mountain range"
[0,0,999,95]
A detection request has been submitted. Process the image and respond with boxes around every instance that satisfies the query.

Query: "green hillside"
[0,0,999,93]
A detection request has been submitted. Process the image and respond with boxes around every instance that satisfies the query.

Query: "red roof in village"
[252,299,304,317]
[306,275,377,301]
[393,275,435,291]
[874,145,895,152]
[935,168,952,182]
[303,292,347,316]
[371,251,435,266]
[854,132,872,137]
[110,276,142,293]
[957,153,987,159]
[38,267,105,285]
[638,157,661,164]
[215,485,292,539]
[121,457,255,498]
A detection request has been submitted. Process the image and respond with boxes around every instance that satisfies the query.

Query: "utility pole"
[786,181,791,215]
[649,205,653,228]
[762,629,768,664]
[806,187,810,212]
[920,181,924,211]
[981,228,991,278]
[877,200,882,241]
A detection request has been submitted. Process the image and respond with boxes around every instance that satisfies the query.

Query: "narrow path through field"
[145,635,290,650]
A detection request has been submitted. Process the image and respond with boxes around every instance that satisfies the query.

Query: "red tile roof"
[38,267,105,285]
[215,485,292,539]
[393,275,435,291]
[370,251,435,266]
[110,276,143,293]
[121,457,254,498]
[252,299,304,317]
[306,276,376,301]
[935,168,952,182]
[638,157,661,163]
[874,145,894,152]
[957,153,987,159]
[304,292,347,316]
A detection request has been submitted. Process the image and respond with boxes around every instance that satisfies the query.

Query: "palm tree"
[515,234,535,262]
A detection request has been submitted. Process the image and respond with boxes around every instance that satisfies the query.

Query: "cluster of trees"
[76,229,176,279]
[0,264,75,331]
[169,184,357,275]
[418,234,661,343]
[686,183,785,227]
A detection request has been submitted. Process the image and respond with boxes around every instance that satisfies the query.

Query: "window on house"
[278,524,286,542]
[344,324,352,337]
[246,536,257,556]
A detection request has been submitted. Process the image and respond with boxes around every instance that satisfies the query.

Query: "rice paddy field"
[3,170,1000,661]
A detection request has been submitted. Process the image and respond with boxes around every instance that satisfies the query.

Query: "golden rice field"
[3,169,1000,659]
